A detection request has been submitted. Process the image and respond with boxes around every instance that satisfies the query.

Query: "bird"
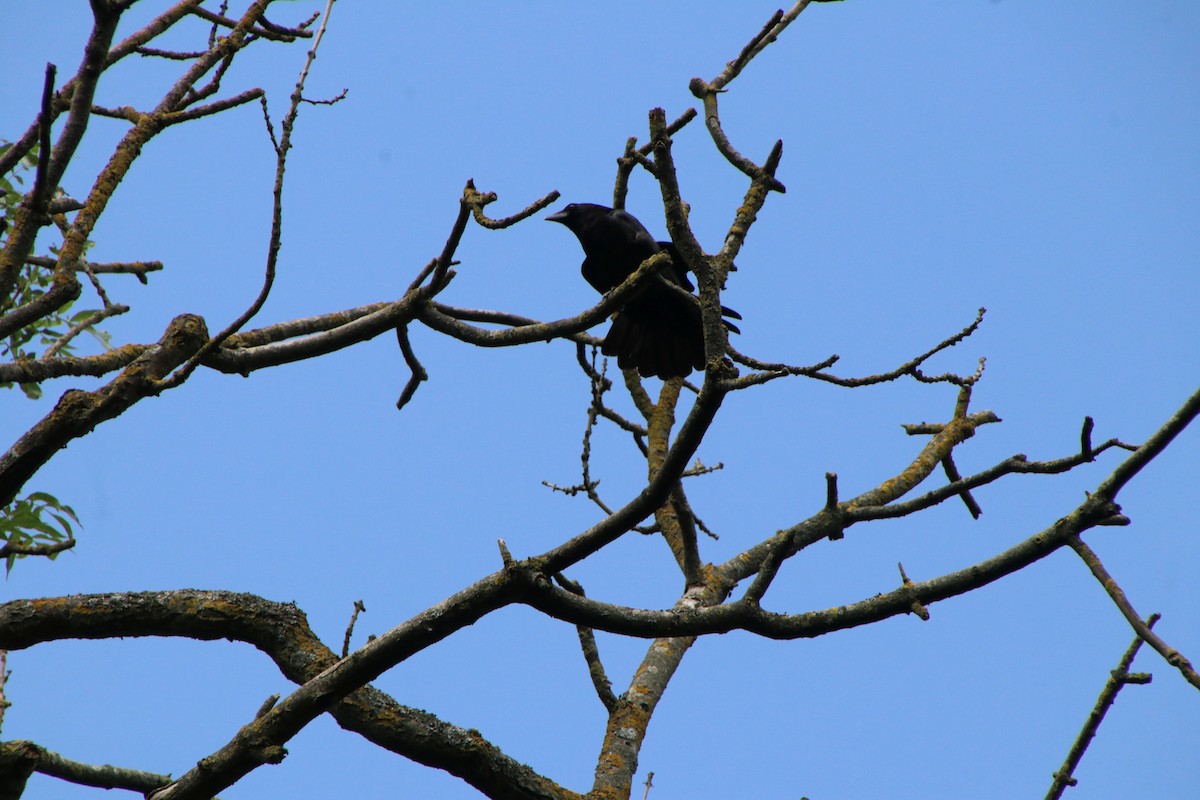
[546,203,739,379]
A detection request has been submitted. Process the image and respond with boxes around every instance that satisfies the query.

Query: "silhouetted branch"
[30,64,57,213]
[727,307,987,390]
[189,5,313,41]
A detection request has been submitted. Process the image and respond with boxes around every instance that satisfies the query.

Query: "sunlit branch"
[39,303,129,359]
[855,436,1134,523]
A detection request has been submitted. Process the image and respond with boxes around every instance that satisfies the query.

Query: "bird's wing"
[608,209,660,254]
[655,240,695,291]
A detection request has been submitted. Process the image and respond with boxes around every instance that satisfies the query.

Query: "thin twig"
[394,325,427,411]
[1044,616,1158,800]
[641,771,655,800]
[727,307,987,391]
[463,181,560,230]
[553,574,618,713]
[25,255,163,282]
[341,600,366,659]
[155,0,338,390]
[940,455,982,519]
[31,64,57,212]
[1067,536,1200,689]
[39,304,129,359]
[0,537,77,559]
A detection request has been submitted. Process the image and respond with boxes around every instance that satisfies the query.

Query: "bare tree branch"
[727,307,987,391]
[7,741,173,795]
[3,5,1191,800]
[1044,616,1158,800]
[0,590,578,800]
[1095,385,1200,502]
[522,491,1124,641]
[394,324,428,411]
[0,2,124,316]
[554,574,619,713]
[24,254,163,281]
[156,0,338,391]
[116,337,729,798]
[0,314,209,507]
[1068,536,1200,690]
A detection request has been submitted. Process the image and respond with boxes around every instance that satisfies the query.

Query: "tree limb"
[1044,616,1158,799]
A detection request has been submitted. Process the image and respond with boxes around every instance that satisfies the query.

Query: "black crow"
[546,203,739,379]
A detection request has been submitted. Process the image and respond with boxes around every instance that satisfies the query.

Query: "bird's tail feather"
[604,308,704,379]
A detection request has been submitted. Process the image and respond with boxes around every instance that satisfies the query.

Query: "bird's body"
[547,203,739,379]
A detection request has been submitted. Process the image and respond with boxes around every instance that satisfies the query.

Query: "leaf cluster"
[0,143,112,401]
[0,491,79,576]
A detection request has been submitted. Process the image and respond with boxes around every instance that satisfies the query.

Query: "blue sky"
[2,2,1198,798]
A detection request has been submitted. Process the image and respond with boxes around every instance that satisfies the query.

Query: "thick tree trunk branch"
[0,590,578,800]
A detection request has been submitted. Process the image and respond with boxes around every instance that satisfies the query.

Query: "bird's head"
[546,202,610,233]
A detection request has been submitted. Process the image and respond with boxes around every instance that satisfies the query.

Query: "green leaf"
[0,490,82,575]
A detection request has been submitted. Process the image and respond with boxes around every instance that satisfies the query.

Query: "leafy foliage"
[0,492,79,575]
[1,142,91,571]
[0,142,113,401]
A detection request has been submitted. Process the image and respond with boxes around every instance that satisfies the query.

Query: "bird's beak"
[545,209,568,223]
